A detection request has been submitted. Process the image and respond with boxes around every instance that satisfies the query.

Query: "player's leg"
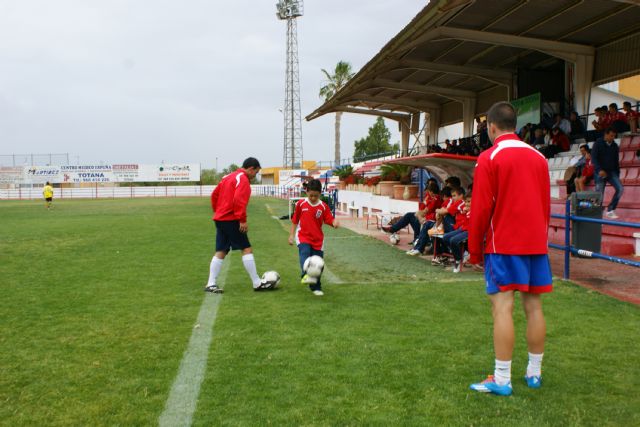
[239,246,261,289]
[205,222,230,293]
[309,248,324,295]
[521,292,545,387]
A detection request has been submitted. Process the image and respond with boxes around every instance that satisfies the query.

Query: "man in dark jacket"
[591,128,624,219]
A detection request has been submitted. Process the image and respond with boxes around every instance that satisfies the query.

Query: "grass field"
[1,197,639,426]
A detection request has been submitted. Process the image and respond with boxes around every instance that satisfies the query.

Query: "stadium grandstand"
[307,0,640,257]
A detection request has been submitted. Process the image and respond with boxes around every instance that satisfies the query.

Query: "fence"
[549,199,640,279]
[0,185,308,200]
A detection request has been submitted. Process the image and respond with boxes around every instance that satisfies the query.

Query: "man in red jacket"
[468,102,552,396]
[204,157,267,293]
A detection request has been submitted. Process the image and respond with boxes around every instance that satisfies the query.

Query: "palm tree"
[319,61,355,166]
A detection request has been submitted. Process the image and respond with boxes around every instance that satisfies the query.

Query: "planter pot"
[338,181,346,190]
[378,180,400,197]
[393,184,418,200]
[373,184,381,195]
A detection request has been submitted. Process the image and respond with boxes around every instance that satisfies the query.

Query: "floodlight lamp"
[276,0,303,20]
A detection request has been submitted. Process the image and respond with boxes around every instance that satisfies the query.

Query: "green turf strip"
[1,198,638,426]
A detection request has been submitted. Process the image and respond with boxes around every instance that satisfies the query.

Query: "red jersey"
[582,158,594,178]
[451,200,467,230]
[625,109,639,120]
[424,193,442,221]
[610,111,626,122]
[292,198,335,250]
[457,210,471,232]
[210,168,251,223]
[468,133,550,264]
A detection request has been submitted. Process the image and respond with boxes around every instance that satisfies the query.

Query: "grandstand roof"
[385,153,477,187]
[307,0,640,124]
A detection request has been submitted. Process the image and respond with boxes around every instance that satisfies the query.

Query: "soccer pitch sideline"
[1,197,638,426]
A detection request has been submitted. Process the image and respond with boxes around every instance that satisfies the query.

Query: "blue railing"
[549,199,640,279]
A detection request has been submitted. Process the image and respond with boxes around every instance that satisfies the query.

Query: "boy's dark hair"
[426,181,439,194]
[306,179,322,193]
[242,157,261,169]
[609,103,618,110]
[604,127,617,136]
[46,181,50,185]
[579,143,590,153]
[623,101,631,108]
[464,194,472,201]
[445,176,461,188]
[487,101,517,131]
[451,186,465,196]
[441,187,452,198]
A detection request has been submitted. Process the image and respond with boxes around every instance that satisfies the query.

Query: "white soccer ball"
[303,255,325,278]
[261,271,281,289]
[389,233,400,245]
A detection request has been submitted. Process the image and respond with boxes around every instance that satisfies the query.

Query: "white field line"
[158,258,230,427]
[265,203,344,284]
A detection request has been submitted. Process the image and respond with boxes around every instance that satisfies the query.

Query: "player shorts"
[484,254,553,295]
[45,197,52,202]
[215,220,251,252]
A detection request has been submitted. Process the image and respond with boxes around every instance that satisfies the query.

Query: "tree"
[319,61,355,165]
[353,117,398,162]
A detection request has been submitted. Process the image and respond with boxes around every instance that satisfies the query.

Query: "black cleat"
[204,285,224,294]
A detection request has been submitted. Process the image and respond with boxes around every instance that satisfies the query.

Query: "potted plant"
[333,165,354,190]
[378,164,402,197]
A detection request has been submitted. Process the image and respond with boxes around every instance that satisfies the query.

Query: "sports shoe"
[524,375,542,389]
[462,251,470,264]
[406,249,421,256]
[381,225,393,233]
[452,261,461,273]
[431,256,444,266]
[470,375,512,396]
[605,210,619,219]
[204,284,223,293]
[301,274,318,285]
[312,290,324,296]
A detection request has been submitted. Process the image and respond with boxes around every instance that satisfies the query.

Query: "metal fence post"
[564,198,571,280]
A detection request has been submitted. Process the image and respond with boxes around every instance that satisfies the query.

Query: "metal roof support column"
[425,108,440,150]
[462,97,477,137]
[401,121,410,157]
[574,54,595,116]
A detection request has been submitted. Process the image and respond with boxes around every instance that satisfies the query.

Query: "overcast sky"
[0,0,426,169]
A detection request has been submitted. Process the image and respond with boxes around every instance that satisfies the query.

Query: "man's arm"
[590,141,601,172]
[468,157,495,264]
[233,175,251,225]
[210,184,221,212]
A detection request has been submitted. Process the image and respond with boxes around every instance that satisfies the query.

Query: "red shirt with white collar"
[424,193,442,221]
[292,198,335,250]
[457,209,471,231]
[452,200,467,230]
[625,109,639,120]
[211,168,251,223]
[468,133,550,264]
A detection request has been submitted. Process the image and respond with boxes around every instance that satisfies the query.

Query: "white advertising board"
[278,169,307,187]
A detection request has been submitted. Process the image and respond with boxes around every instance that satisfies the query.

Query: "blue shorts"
[215,220,251,252]
[484,254,553,295]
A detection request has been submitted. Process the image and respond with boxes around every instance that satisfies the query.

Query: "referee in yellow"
[43,181,54,209]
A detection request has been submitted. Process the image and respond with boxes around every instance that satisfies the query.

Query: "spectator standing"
[591,128,624,219]
[468,101,552,396]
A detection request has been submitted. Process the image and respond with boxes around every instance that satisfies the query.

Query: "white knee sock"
[207,256,224,287]
[494,359,512,385]
[242,254,261,288]
[527,352,543,377]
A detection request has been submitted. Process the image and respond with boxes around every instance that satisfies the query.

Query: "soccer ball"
[389,233,400,245]
[303,255,325,278]
[260,271,281,289]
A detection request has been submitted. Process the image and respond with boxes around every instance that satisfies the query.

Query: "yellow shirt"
[43,185,54,198]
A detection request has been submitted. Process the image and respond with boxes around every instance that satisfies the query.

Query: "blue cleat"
[524,375,542,389]
[470,375,513,396]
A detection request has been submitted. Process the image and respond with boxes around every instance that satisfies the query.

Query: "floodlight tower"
[276,0,303,169]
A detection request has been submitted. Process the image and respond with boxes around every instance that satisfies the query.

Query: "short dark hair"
[451,186,465,196]
[242,157,261,169]
[445,176,461,188]
[609,103,618,110]
[623,101,632,108]
[604,127,617,135]
[579,144,590,153]
[306,179,322,192]
[487,101,517,131]
[46,181,50,185]
[441,187,452,198]
[426,181,439,194]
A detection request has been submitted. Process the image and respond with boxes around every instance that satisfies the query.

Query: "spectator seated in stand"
[569,111,586,140]
[406,181,442,256]
[622,101,639,133]
[431,186,465,266]
[608,103,630,134]
[552,113,571,136]
[574,145,594,193]
[442,193,472,273]
[531,127,546,149]
[540,127,570,158]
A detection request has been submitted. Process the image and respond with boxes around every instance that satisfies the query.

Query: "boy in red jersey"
[442,194,471,273]
[288,179,339,296]
[204,157,267,293]
[468,102,552,396]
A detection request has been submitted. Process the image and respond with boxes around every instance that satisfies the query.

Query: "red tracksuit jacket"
[468,133,550,264]
[211,169,251,223]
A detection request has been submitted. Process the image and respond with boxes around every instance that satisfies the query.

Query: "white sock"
[242,254,261,288]
[207,257,224,287]
[527,352,543,377]
[494,359,512,385]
